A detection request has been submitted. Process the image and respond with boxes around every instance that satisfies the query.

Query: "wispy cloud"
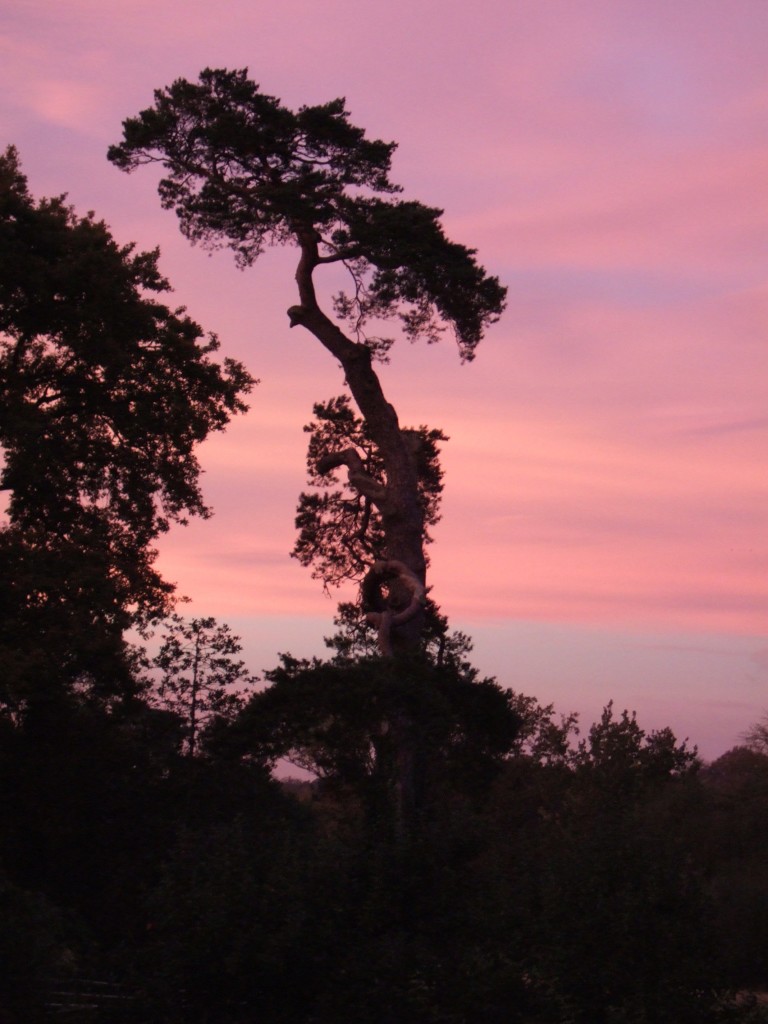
[1,1,765,747]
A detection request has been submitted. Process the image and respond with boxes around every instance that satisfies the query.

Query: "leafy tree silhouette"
[0,145,254,709]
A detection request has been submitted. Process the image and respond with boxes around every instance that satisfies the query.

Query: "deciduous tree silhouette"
[0,146,254,708]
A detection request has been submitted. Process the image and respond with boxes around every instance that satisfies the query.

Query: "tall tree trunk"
[290,232,426,829]
[289,232,426,655]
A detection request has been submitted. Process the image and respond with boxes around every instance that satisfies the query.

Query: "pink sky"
[2,0,766,757]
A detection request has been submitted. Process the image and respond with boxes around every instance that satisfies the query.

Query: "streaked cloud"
[1,0,765,753]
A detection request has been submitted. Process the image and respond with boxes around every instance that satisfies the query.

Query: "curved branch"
[316,448,387,505]
[287,254,416,504]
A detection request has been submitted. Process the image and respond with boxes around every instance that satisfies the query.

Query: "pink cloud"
[2,1,766,755]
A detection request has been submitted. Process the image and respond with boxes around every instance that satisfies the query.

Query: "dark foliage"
[293,394,445,587]
[323,597,478,671]
[3,658,768,1023]
[217,654,520,801]
[152,615,256,756]
[108,68,506,360]
[0,147,254,708]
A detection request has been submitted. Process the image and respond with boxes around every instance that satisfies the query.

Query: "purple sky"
[2,0,766,757]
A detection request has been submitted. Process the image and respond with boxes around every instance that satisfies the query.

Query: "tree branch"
[316,247,363,264]
[316,448,387,505]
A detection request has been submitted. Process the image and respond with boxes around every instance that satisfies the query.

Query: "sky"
[2,0,766,758]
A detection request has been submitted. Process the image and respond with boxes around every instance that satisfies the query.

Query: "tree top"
[109,68,506,360]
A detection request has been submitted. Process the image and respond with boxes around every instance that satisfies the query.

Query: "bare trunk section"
[288,232,427,656]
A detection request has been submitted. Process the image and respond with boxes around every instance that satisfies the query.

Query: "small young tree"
[153,615,256,756]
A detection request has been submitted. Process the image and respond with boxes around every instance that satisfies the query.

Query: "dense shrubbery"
[2,653,768,1023]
